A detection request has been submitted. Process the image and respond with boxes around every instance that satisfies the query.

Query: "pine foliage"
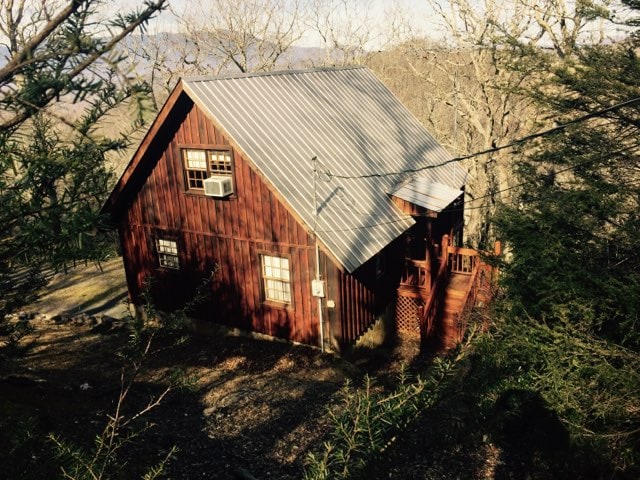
[495,26,640,349]
[0,0,168,319]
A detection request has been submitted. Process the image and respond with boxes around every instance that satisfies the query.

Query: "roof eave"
[101,80,187,221]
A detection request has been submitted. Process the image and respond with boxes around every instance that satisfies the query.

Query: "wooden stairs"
[397,234,500,350]
[441,273,469,345]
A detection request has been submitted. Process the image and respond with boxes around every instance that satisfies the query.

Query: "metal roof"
[182,67,464,273]
[391,178,463,212]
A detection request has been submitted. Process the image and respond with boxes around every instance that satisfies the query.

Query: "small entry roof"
[391,178,462,212]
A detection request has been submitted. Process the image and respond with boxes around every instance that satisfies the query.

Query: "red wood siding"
[117,94,404,348]
[119,97,319,345]
[391,195,437,218]
[320,238,403,349]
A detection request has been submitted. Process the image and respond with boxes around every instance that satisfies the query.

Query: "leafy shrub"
[466,316,640,477]
[304,354,464,479]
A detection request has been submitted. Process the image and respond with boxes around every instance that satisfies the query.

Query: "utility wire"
[324,95,640,180]
[309,98,640,234]
[314,144,639,234]
[460,141,640,208]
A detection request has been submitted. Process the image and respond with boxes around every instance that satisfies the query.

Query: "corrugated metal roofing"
[182,67,464,273]
[391,179,462,212]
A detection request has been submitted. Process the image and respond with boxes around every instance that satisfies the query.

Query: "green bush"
[465,316,640,477]
[304,353,465,479]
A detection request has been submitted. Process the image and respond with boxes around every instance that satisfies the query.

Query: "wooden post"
[441,234,450,267]
[424,245,431,292]
[492,240,502,280]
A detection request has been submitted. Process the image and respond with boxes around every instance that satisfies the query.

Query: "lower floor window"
[261,254,291,304]
[157,238,179,269]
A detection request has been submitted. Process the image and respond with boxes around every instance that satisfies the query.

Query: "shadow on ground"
[0,319,364,479]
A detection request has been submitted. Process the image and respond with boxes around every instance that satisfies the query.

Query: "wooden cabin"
[104,67,494,352]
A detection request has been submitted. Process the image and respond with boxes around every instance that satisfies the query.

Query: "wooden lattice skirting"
[395,295,423,335]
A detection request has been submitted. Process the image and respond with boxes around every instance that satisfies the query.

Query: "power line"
[460,141,640,208]
[315,144,639,233]
[324,95,640,181]
[309,98,640,234]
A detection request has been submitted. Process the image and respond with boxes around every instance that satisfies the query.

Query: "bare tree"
[375,0,615,246]
[126,0,307,107]
[125,29,180,109]
[175,0,304,74]
[0,0,168,130]
[305,0,412,66]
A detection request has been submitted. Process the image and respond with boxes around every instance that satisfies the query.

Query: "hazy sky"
[110,0,440,47]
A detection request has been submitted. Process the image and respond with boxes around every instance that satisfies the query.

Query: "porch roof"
[390,178,462,212]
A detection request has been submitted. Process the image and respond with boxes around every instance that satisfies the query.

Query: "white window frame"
[260,254,292,305]
[157,238,179,269]
[183,149,208,190]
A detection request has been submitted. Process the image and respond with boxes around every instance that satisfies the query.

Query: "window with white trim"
[183,148,233,192]
[157,238,179,269]
[261,254,291,304]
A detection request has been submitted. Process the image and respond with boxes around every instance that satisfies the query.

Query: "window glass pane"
[158,239,178,254]
[186,149,206,164]
[261,254,291,304]
[209,150,232,175]
[187,158,207,169]
[187,169,206,189]
[184,150,207,192]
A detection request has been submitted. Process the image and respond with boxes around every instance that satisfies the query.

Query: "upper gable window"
[182,148,233,192]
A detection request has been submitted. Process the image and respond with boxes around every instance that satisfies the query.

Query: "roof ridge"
[181,65,368,83]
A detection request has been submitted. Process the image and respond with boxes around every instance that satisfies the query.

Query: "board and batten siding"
[319,238,403,350]
[118,93,395,347]
[118,96,319,344]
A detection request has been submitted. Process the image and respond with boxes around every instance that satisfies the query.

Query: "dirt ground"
[1,257,438,479]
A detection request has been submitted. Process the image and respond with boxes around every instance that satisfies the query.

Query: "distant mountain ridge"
[120,32,333,78]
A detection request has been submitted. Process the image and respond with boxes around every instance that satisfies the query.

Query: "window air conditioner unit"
[203,175,233,197]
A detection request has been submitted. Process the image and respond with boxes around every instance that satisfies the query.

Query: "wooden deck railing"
[454,259,481,342]
[420,237,501,345]
[450,241,502,342]
[399,258,429,290]
[448,246,479,274]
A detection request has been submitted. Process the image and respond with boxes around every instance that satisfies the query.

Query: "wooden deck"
[396,235,501,349]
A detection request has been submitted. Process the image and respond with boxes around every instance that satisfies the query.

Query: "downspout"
[315,239,324,353]
[312,156,325,352]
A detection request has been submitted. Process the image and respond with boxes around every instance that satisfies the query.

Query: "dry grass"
[26,257,130,320]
